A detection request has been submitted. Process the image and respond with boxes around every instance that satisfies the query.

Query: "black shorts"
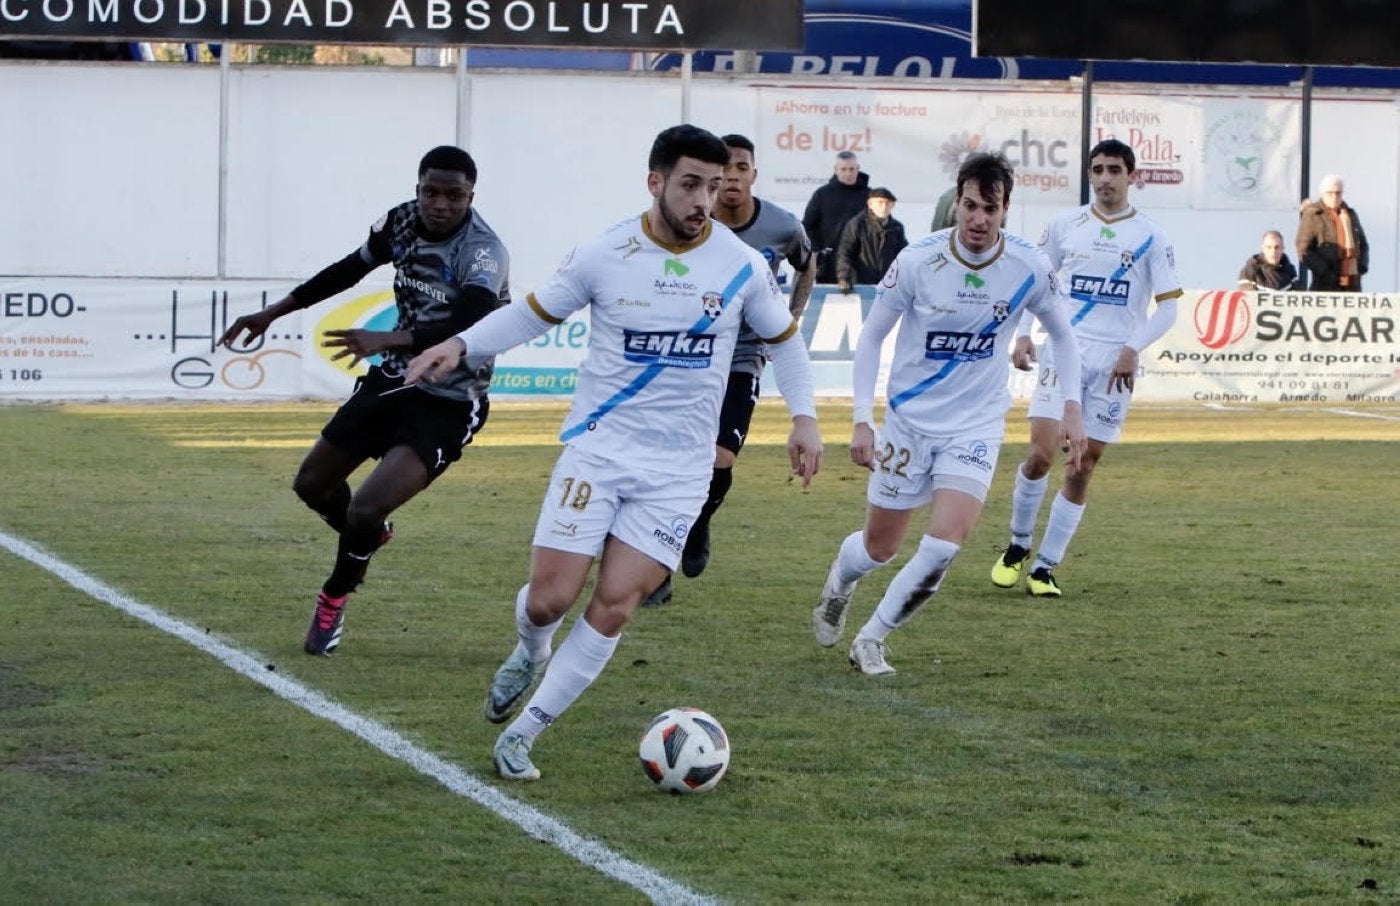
[715,371,760,455]
[321,365,489,481]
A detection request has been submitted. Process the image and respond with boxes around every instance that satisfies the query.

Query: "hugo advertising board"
[1142,289,1399,404]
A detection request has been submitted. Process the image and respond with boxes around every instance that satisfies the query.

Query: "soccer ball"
[638,707,731,794]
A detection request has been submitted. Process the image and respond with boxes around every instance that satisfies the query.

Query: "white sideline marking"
[0,529,715,906]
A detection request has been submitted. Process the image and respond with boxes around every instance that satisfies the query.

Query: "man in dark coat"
[834,188,908,291]
[1296,175,1369,291]
[1238,230,1302,290]
[803,151,871,283]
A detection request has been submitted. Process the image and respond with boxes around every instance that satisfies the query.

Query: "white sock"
[831,529,889,591]
[858,535,960,642]
[514,583,563,664]
[506,615,618,743]
[1033,493,1085,571]
[1009,467,1049,548]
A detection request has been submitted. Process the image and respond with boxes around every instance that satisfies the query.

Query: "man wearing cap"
[834,187,908,293]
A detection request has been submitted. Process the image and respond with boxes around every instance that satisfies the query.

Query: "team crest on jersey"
[1119,250,1136,269]
[882,258,900,287]
[992,300,1010,322]
[701,292,724,320]
[442,264,457,283]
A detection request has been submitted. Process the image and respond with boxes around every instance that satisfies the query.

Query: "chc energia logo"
[1194,290,1251,349]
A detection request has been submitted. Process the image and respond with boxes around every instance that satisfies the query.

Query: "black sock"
[322,520,383,597]
[700,467,734,523]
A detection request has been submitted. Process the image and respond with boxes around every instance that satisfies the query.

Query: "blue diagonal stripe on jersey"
[889,272,1035,412]
[559,262,753,442]
[1071,235,1152,326]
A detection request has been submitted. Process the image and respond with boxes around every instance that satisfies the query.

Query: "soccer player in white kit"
[990,139,1182,597]
[406,125,823,780]
[811,151,1087,676]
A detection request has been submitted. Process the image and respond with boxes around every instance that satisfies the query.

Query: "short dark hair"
[956,151,1015,208]
[721,133,755,156]
[649,125,730,173]
[418,145,477,182]
[1088,138,1135,173]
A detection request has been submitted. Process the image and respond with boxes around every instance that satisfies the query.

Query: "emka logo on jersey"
[624,330,715,367]
[924,331,996,361]
[1069,275,1130,304]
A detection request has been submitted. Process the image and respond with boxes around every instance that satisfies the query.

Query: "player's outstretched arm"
[218,295,297,349]
[405,338,467,385]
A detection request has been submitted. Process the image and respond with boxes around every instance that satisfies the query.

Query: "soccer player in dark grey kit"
[219,145,510,655]
[644,132,816,605]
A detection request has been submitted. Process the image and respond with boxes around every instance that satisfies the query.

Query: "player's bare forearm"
[405,337,467,385]
[789,259,817,318]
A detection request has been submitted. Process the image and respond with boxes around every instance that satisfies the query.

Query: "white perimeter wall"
[1,62,1396,296]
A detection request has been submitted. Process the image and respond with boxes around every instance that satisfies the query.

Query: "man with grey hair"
[803,150,871,284]
[1296,174,1369,291]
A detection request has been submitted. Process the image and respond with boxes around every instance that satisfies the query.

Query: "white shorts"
[865,409,1002,510]
[1027,337,1132,443]
[531,445,708,571]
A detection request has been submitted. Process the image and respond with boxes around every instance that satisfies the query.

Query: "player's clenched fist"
[406,337,467,385]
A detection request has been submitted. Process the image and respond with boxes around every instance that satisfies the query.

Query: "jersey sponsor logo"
[664,258,690,277]
[623,330,716,367]
[882,258,900,287]
[614,296,651,308]
[613,236,643,259]
[394,272,449,303]
[964,273,986,289]
[470,247,499,275]
[701,292,724,320]
[1099,226,1117,239]
[924,331,996,361]
[653,278,698,296]
[955,440,994,470]
[1069,275,1130,304]
[653,518,688,553]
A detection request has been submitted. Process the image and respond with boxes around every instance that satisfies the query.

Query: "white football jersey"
[1040,205,1182,344]
[877,231,1063,436]
[528,214,798,477]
